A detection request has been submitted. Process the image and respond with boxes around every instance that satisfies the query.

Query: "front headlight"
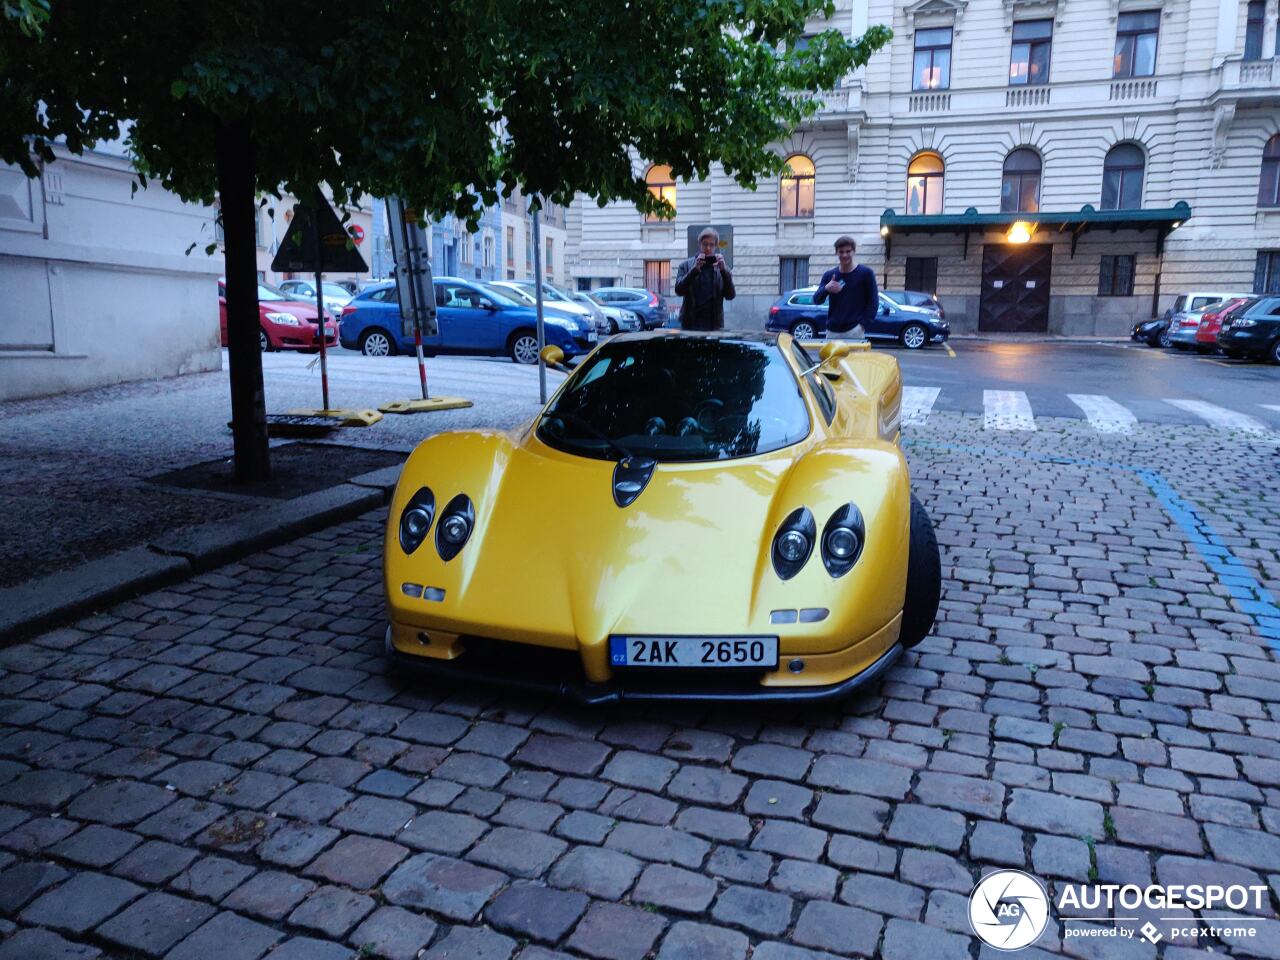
[547,317,575,330]
[398,487,435,554]
[265,312,302,326]
[436,494,475,561]
[771,507,816,580]
[821,503,866,578]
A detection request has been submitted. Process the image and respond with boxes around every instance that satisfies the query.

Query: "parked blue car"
[765,287,949,349]
[339,279,597,363]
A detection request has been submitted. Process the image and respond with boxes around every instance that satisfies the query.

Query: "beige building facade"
[567,0,1280,336]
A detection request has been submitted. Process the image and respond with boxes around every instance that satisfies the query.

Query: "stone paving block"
[20,870,143,933]
[349,906,438,960]
[304,833,407,888]
[423,926,516,960]
[1032,834,1093,880]
[0,771,92,811]
[1006,788,1103,838]
[262,937,352,960]
[256,820,339,868]
[633,862,718,913]
[707,845,772,884]
[673,806,751,843]
[287,884,375,938]
[0,929,102,960]
[810,792,891,836]
[771,857,840,900]
[881,918,972,960]
[222,870,315,920]
[828,833,898,874]
[555,809,614,844]
[49,823,141,867]
[567,902,667,960]
[468,825,566,878]
[792,900,884,956]
[485,881,589,943]
[330,794,415,838]
[114,839,200,883]
[382,853,507,922]
[656,921,750,960]
[1109,806,1204,854]
[0,860,69,913]
[549,845,643,899]
[840,872,926,918]
[164,910,283,960]
[886,803,968,852]
[493,798,562,832]
[168,856,256,902]
[95,891,216,957]
[710,883,794,936]
[606,821,709,868]
[0,814,80,853]
[731,743,814,781]
[751,818,828,861]
[912,771,1006,820]
[516,734,612,776]
[752,944,842,960]
[899,849,974,892]
[270,782,352,822]
[968,820,1026,867]
[603,750,679,791]
[1204,823,1280,870]
[743,779,813,820]
[808,755,912,798]
[433,751,510,788]
[665,765,748,807]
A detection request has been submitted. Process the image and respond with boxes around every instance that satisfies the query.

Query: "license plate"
[587,331,598,343]
[610,636,778,669]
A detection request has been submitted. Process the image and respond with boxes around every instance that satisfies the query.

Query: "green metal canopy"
[878,201,1192,258]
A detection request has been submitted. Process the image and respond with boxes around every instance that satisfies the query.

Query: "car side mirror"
[880,304,890,316]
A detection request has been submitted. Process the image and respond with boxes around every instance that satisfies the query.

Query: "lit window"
[1259,135,1280,208]
[1114,10,1158,78]
[1009,20,1052,86]
[1101,144,1144,210]
[913,27,953,90]
[645,165,676,222]
[905,153,944,215]
[1001,149,1042,213]
[779,155,815,219]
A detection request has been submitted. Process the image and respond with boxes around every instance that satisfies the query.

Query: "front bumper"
[385,626,903,704]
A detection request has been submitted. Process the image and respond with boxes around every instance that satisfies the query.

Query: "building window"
[525,232,532,270]
[1113,10,1159,78]
[779,257,810,293]
[505,226,514,266]
[645,165,676,222]
[1001,149,1042,213]
[546,237,554,279]
[779,155,815,219]
[644,260,672,296]
[1245,0,1266,61]
[1101,144,1145,210]
[906,152,944,215]
[1255,251,1280,293]
[1009,20,1052,86]
[913,27,953,90]
[905,257,938,295]
[460,232,472,264]
[483,233,495,269]
[1259,134,1280,207]
[1099,255,1136,296]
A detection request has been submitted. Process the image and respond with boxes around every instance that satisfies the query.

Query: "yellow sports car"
[383,331,940,703]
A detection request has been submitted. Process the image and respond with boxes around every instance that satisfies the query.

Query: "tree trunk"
[214,117,271,482]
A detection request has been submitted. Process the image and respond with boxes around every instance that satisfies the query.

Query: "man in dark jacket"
[813,235,878,336]
[673,227,736,331]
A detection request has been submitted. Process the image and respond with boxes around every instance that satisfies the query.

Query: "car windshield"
[538,337,810,463]
[476,284,522,307]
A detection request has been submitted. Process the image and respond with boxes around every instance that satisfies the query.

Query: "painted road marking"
[901,386,941,425]
[984,390,1037,431]
[1068,394,1137,434]
[944,343,957,358]
[1165,399,1271,435]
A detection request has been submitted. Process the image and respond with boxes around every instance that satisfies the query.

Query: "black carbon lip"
[384,627,902,705]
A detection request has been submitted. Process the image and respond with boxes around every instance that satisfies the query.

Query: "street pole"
[310,198,331,411]
[532,200,546,404]
[396,205,430,400]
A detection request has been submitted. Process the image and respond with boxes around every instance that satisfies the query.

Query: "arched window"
[1001,149,1042,213]
[645,164,676,222]
[779,155,815,219]
[1259,134,1280,208]
[1101,144,1144,210]
[905,153,944,215]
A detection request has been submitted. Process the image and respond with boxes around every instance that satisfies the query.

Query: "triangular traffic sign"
[271,188,369,274]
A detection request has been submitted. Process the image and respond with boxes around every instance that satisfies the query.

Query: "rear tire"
[1159,327,1173,348]
[259,329,271,352]
[900,322,929,350]
[899,495,942,649]
[790,320,817,340]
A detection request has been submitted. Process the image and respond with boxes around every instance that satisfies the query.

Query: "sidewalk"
[0,352,560,643]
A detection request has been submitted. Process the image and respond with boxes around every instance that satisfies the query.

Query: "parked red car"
[218,280,338,352]
[1194,297,1250,354]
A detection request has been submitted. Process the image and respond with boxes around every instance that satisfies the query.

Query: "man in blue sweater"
[812,235,878,337]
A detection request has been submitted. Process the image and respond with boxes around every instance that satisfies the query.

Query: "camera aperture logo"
[969,870,1050,951]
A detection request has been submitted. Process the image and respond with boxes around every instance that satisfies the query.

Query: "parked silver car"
[573,292,642,334]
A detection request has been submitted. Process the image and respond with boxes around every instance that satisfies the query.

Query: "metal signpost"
[531,199,547,404]
[378,198,472,415]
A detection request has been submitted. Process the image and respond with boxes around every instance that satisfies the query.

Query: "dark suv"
[591,287,670,329]
[1218,295,1280,363]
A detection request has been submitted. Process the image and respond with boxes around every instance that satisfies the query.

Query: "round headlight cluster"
[821,503,866,577]
[776,530,811,564]
[398,488,436,555]
[771,508,816,580]
[440,514,471,545]
[435,494,475,561]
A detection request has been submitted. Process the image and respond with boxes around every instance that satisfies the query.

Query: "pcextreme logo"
[969,870,1272,951]
[968,870,1051,951]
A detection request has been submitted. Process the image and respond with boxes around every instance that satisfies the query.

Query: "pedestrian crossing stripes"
[1164,399,1270,435]
[900,386,941,425]
[1068,394,1137,434]
[983,390,1036,431]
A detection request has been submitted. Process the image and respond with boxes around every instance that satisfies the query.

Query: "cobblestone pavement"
[1,415,1278,960]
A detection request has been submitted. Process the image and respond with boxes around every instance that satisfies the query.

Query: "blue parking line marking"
[907,440,1280,653]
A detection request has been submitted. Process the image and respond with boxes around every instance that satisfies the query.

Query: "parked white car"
[572,292,642,334]
[277,279,353,318]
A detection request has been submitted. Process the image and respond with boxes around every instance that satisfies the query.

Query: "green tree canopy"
[0,0,890,478]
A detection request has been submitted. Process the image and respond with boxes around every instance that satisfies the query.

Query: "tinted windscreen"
[538,337,810,462]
